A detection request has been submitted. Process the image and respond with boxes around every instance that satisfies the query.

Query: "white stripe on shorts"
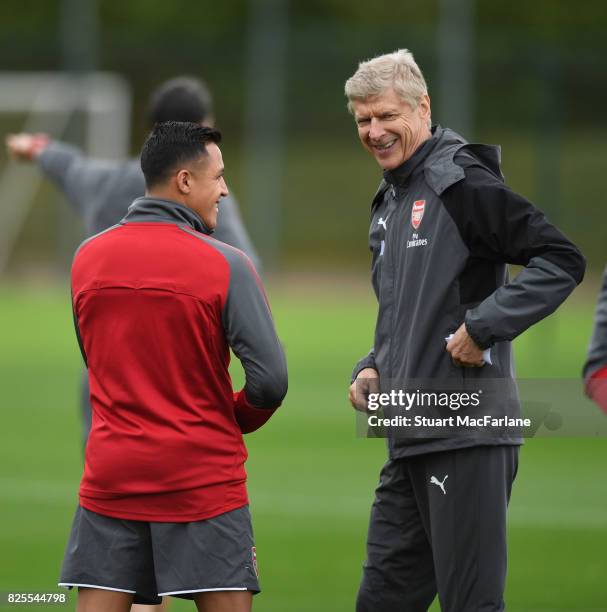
[158,587,248,596]
[58,582,136,594]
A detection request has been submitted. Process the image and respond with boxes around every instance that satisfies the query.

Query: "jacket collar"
[376,125,503,199]
[383,125,443,187]
[122,197,212,235]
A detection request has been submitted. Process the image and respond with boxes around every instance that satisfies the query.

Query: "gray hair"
[345,49,429,114]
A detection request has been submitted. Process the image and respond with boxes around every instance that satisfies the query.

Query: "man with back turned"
[59,122,287,612]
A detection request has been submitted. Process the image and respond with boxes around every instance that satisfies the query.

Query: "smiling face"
[182,142,228,229]
[351,88,432,170]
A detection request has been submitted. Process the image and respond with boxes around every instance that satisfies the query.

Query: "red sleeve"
[233,390,278,434]
[586,366,607,415]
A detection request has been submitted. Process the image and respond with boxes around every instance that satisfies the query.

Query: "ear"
[175,169,191,194]
[418,94,431,122]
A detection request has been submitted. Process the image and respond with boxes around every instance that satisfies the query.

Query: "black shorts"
[59,504,260,605]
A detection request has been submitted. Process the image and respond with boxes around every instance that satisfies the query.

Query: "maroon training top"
[71,197,287,522]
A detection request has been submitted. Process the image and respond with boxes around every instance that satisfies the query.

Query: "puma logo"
[430,474,448,495]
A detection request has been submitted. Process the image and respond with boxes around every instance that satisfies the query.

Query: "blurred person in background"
[345,49,585,612]
[59,121,287,612]
[583,266,607,413]
[6,75,260,446]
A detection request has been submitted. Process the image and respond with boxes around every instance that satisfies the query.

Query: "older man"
[346,50,585,612]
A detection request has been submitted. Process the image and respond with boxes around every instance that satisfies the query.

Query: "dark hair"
[147,76,213,126]
[140,121,222,189]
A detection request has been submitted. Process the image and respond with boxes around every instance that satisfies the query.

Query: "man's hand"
[446,323,484,367]
[5,133,49,161]
[348,367,380,412]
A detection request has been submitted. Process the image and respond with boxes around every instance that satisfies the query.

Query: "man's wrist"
[29,135,50,159]
[464,318,491,351]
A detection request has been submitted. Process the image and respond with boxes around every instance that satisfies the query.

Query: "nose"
[221,178,229,197]
[368,118,385,141]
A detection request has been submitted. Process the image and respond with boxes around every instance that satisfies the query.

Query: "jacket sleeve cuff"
[233,390,277,434]
[464,313,493,350]
[351,351,377,383]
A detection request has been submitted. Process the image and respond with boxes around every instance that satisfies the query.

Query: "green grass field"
[0,280,605,611]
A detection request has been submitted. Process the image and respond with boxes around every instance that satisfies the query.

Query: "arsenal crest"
[411,200,426,229]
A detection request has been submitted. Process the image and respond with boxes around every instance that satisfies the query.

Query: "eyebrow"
[356,109,397,121]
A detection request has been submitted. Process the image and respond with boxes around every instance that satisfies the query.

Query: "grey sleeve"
[222,249,287,408]
[351,348,377,382]
[443,167,585,349]
[214,194,262,272]
[465,256,578,349]
[583,266,607,380]
[37,141,118,216]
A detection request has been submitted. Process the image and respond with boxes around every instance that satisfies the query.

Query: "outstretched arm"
[6,133,118,218]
